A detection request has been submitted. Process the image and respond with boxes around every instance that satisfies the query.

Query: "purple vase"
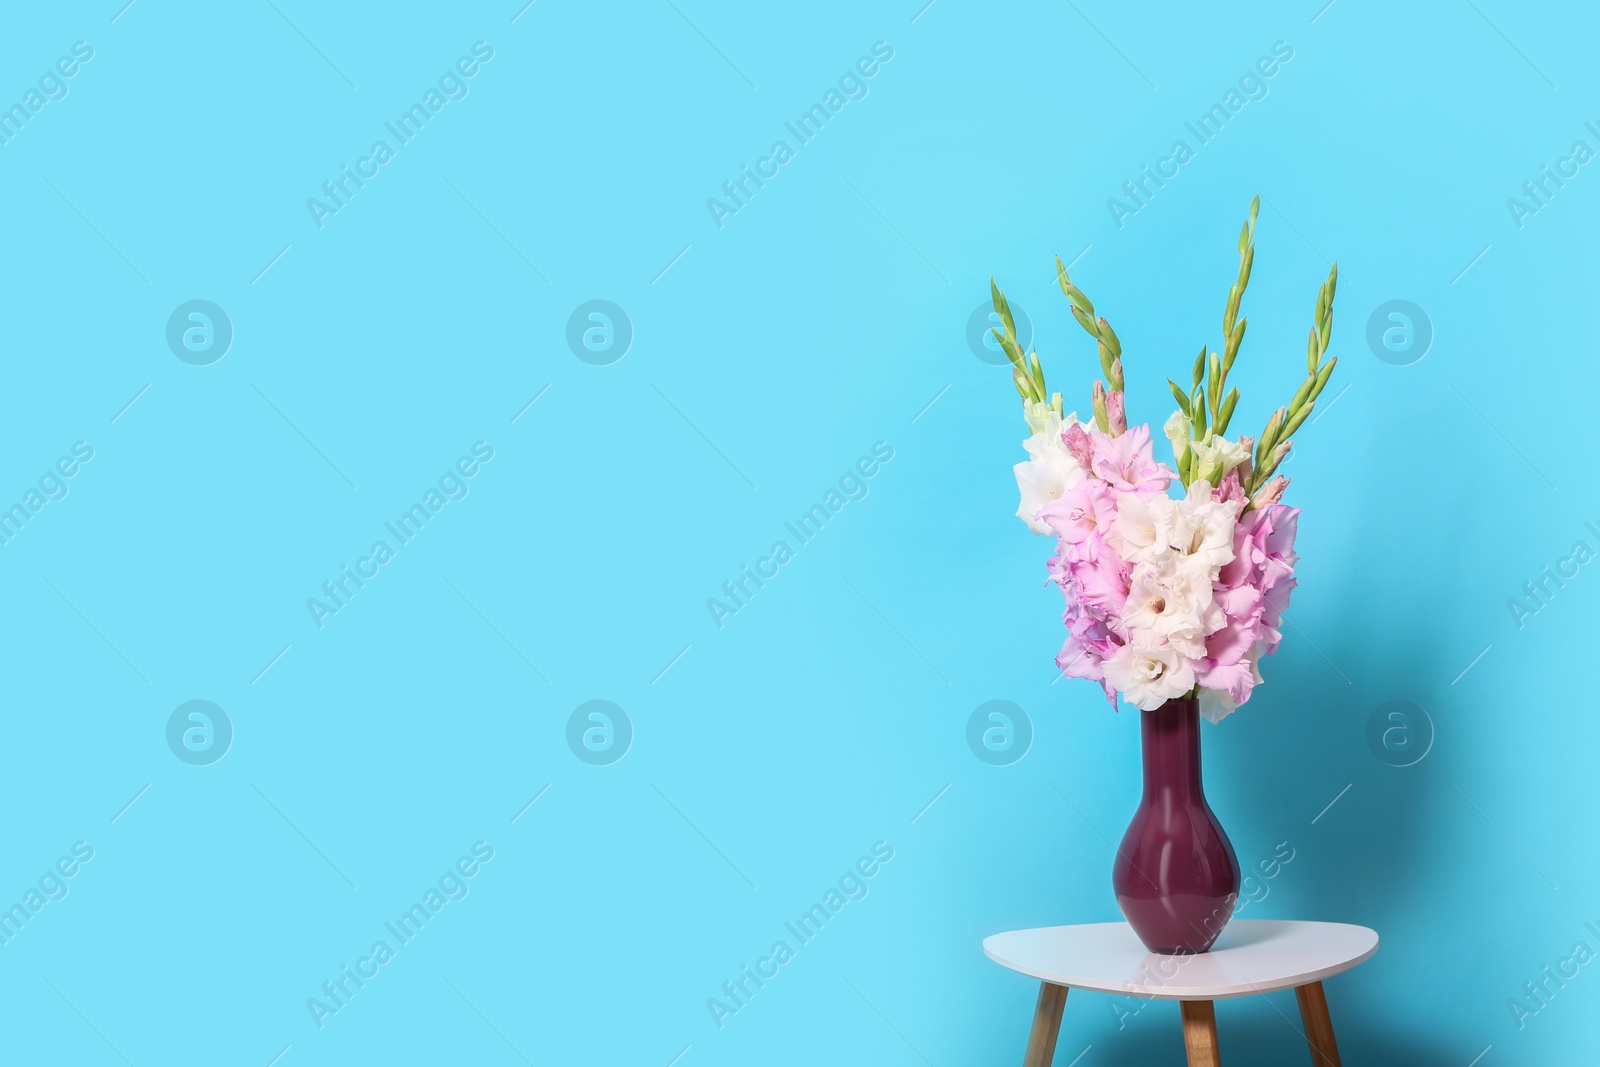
[1112,697,1241,954]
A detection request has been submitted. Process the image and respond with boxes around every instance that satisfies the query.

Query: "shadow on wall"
[1048,1006,1464,1065]
[1211,633,1451,910]
[1016,986,1462,1066]
[1193,557,1460,1063]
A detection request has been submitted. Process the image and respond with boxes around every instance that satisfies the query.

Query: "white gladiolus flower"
[1024,399,1061,435]
[1159,418,1247,486]
[1021,408,1076,462]
[1159,482,1240,575]
[1166,556,1227,627]
[1122,566,1201,639]
[1014,410,1084,535]
[1121,559,1221,659]
[1190,433,1249,483]
[1104,643,1196,711]
[1109,493,1162,560]
[1164,410,1191,465]
[1112,485,1237,571]
[1014,460,1077,534]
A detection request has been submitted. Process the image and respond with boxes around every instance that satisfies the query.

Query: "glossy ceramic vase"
[1112,697,1241,953]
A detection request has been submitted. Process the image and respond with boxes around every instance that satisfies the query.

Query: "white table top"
[983,920,1378,1000]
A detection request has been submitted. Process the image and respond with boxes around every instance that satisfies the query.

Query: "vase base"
[1116,890,1234,956]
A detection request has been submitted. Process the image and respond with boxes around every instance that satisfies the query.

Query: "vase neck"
[1139,699,1204,799]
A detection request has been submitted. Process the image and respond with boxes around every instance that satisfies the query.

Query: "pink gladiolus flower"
[1069,535,1132,617]
[1205,503,1299,675]
[1040,483,1118,556]
[1252,475,1290,510]
[1215,469,1246,508]
[1058,635,1119,706]
[1107,390,1128,435]
[1195,653,1260,707]
[1088,424,1174,494]
[1062,422,1095,471]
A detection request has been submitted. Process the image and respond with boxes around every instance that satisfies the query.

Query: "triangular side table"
[983,919,1378,1065]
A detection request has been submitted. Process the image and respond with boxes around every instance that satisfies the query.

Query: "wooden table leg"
[1180,1000,1220,1067]
[1295,981,1341,1066]
[1021,982,1067,1067]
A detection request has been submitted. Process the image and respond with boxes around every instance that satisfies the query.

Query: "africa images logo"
[705,41,895,229]
[0,40,94,148]
[306,442,495,629]
[1105,41,1294,229]
[705,841,894,1030]
[706,442,894,629]
[306,841,495,1030]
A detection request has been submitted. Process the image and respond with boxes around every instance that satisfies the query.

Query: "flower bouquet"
[992,198,1338,723]
[989,199,1342,952]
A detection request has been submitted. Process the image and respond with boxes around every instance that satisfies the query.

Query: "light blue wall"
[0,1,1592,1063]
